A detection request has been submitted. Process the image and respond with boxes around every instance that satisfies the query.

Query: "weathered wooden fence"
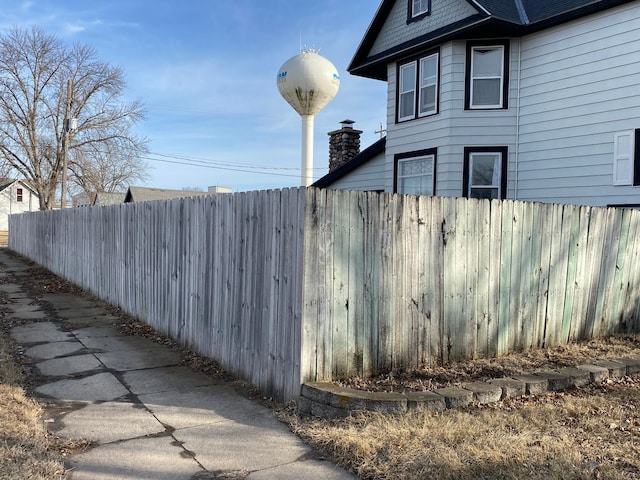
[9,188,640,400]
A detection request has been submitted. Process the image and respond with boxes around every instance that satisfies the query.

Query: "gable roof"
[312,137,386,188]
[0,178,38,196]
[124,186,209,203]
[93,192,126,206]
[350,0,635,80]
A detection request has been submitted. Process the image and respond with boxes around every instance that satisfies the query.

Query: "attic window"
[16,188,23,202]
[408,0,431,22]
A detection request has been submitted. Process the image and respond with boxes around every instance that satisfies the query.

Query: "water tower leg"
[301,115,314,186]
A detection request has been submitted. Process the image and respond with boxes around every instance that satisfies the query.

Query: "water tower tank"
[277,49,340,186]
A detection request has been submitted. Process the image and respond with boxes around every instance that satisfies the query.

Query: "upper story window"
[397,51,439,122]
[16,188,23,202]
[394,149,437,195]
[465,40,510,110]
[399,62,417,121]
[408,0,431,22]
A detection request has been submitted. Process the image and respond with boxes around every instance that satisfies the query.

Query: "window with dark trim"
[397,50,439,122]
[16,188,23,202]
[407,0,431,22]
[394,148,437,195]
[465,40,510,110]
[463,147,508,199]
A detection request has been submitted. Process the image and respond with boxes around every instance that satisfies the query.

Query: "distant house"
[316,0,640,207]
[72,192,93,207]
[0,179,40,245]
[93,192,126,206]
[124,186,211,203]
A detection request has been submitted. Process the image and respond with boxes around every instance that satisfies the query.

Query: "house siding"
[516,2,640,206]
[370,0,479,57]
[0,182,40,230]
[322,151,387,191]
[384,39,520,196]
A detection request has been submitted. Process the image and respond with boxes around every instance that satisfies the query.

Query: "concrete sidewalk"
[0,249,354,480]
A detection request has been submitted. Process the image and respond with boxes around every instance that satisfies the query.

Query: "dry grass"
[285,379,640,479]
[283,333,640,480]
[0,331,68,479]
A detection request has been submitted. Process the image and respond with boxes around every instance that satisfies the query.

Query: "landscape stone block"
[534,370,570,391]
[328,389,407,414]
[614,357,640,375]
[577,364,609,383]
[295,396,312,415]
[513,374,548,395]
[593,360,627,378]
[405,391,446,412]
[434,387,473,409]
[556,367,591,387]
[310,401,350,420]
[488,378,526,398]
[301,382,342,405]
[463,382,502,404]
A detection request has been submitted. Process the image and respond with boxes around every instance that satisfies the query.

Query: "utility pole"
[61,79,72,209]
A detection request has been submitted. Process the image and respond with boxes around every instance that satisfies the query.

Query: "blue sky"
[0,1,387,192]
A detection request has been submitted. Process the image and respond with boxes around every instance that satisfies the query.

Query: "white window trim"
[412,0,430,17]
[613,131,634,186]
[397,52,439,122]
[468,152,502,198]
[418,53,439,117]
[398,61,417,122]
[469,45,505,109]
[397,154,435,196]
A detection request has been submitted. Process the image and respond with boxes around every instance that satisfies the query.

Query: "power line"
[146,156,302,178]
[1,141,329,178]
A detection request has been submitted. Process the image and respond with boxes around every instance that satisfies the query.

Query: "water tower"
[277,49,340,186]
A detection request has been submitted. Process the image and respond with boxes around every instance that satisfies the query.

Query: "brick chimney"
[328,119,362,172]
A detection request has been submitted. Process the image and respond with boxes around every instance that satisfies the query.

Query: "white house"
[0,178,40,230]
[315,0,640,207]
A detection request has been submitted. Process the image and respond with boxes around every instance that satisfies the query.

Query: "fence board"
[560,205,579,343]
[429,197,444,366]
[584,208,607,339]
[498,201,514,355]
[364,192,380,373]
[475,199,491,358]
[377,194,392,372]
[347,190,364,376]
[442,198,456,363]
[509,201,524,351]
[487,200,501,356]
[465,198,479,359]
[404,196,420,368]
[518,201,536,350]
[625,212,640,331]
[331,190,349,378]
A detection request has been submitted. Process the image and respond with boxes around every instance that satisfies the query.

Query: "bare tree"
[68,134,149,199]
[0,26,148,209]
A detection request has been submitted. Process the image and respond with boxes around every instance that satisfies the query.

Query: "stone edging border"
[297,356,640,419]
